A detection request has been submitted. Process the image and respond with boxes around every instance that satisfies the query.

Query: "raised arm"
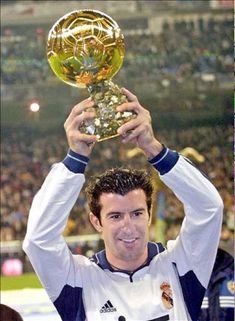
[23,98,97,302]
[117,89,223,320]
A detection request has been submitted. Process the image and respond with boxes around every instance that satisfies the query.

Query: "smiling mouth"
[119,238,138,243]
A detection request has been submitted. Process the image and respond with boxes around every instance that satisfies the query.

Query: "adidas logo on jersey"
[100,300,117,313]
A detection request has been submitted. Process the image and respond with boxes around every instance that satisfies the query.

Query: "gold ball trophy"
[47,9,136,141]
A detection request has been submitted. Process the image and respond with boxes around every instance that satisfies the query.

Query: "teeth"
[122,239,135,243]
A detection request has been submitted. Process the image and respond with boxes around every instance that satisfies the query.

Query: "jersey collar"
[90,242,165,273]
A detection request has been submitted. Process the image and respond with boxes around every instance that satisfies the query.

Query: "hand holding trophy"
[47,9,136,141]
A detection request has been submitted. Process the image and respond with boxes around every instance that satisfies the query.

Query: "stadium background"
[1,0,233,320]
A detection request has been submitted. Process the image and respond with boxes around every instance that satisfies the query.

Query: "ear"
[148,211,152,226]
[89,212,103,233]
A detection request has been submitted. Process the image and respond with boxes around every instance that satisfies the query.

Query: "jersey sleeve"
[159,155,223,321]
[161,156,223,285]
[22,162,86,302]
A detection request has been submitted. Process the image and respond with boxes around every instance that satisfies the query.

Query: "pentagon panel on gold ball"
[47,9,136,141]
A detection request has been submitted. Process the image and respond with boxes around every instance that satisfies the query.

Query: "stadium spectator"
[198,248,234,321]
[1,124,233,242]
[1,17,232,86]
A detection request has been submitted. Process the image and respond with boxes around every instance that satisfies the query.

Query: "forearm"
[150,148,223,288]
[23,161,86,245]
[149,146,223,211]
[23,155,87,300]
[159,155,223,215]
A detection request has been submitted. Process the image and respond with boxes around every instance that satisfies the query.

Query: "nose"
[121,214,135,233]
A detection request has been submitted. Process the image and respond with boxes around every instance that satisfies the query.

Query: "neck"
[106,248,148,272]
[109,257,148,273]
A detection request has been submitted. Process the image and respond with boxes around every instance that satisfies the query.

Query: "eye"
[109,214,121,220]
[132,211,143,217]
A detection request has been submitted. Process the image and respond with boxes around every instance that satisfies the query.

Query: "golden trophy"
[47,9,136,141]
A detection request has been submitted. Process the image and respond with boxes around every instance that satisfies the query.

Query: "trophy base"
[96,132,120,143]
[79,80,136,142]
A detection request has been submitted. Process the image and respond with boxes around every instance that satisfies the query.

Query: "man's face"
[90,189,150,270]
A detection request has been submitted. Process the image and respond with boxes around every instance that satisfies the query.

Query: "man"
[198,247,234,321]
[23,88,223,321]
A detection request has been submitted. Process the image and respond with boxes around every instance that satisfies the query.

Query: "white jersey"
[23,148,223,321]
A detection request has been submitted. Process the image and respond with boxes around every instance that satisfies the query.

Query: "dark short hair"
[0,304,24,321]
[85,167,153,222]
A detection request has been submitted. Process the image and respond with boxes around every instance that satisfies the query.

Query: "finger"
[117,118,141,136]
[65,99,95,127]
[121,88,138,102]
[66,111,96,131]
[116,101,139,113]
[121,125,143,143]
[71,130,97,144]
[72,98,94,114]
[77,132,97,143]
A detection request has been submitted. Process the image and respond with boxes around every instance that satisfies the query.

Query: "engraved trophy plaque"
[47,9,136,141]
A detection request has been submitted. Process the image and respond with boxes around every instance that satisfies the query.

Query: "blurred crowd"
[123,17,232,82]
[1,123,233,248]
[1,13,233,261]
[1,16,233,86]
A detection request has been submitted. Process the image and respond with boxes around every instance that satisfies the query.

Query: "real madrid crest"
[227,280,235,294]
[160,281,174,309]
